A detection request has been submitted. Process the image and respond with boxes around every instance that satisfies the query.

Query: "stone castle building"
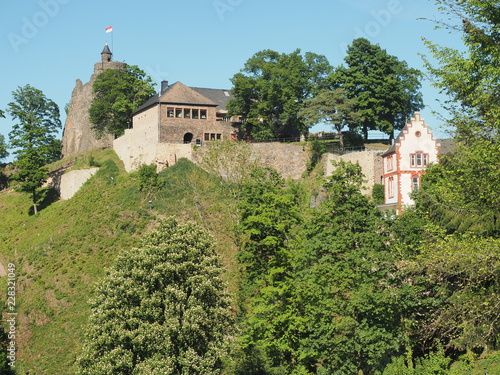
[60,47,452,208]
[113,81,240,172]
[61,44,125,157]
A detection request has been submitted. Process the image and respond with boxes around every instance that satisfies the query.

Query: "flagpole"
[105,26,114,59]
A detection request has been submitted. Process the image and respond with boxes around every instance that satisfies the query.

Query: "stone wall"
[247,143,309,180]
[59,168,99,200]
[114,106,160,172]
[324,151,384,193]
[190,142,310,180]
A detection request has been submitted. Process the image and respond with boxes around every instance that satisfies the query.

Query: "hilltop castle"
[60,46,447,212]
[61,44,126,157]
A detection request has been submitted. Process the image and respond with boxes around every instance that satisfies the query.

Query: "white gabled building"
[380,112,442,214]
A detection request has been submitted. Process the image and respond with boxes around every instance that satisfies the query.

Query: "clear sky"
[0,0,464,162]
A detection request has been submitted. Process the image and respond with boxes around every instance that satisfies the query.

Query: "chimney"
[160,80,169,94]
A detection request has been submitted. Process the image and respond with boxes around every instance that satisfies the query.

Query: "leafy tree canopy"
[0,134,8,161]
[7,84,62,214]
[418,1,500,235]
[300,88,361,151]
[417,138,500,236]
[89,65,155,138]
[330,38,423,139]
[403,234,500,353]
[227,49,332,140]
[77,217,234,375]
[421,0,500,138]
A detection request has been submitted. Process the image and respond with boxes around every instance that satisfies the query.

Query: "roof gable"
[159,82,216,106]
[382,112,438,157]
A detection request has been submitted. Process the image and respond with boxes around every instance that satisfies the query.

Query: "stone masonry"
[324,150,384,193]
[61,45,125,157]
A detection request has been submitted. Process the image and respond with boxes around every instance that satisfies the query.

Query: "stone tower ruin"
[61,44,126,157]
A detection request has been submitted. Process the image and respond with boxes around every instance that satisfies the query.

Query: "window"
[412,176,419,191]
[166,107,207,120]
[387,155,394,171]
[415,131,422,137]
[204,133,222,141]
[410,152,429,168]
[388,176,395,198]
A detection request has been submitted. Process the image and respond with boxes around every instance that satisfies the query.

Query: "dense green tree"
[330,38,423,139]
[294,161,404,374]
[0,134,8,161]
[89,65,155,138]
[417,1,500,236]
[235,162,408,374]
[299,88,361,152]
[237,167,302,286]
[77,217,234,375]
[136,163,165,198]
[403,234,500,353]
[0,110,7,161]
[417,139,500,236]
[234,167,305,374]
[421,0,500,137]
[7,84,62,214]
[227,49,332,139]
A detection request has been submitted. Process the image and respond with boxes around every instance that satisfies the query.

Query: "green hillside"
[0,151,238,374]
[1,149,499,375]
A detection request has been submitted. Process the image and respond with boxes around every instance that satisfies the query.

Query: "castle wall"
[113,106,160,172]
[156,143,193,169]
[247,143,309,180]
[324,151,384,193]
[59,168,99,200]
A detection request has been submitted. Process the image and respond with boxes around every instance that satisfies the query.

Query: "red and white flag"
[105,26,113,33]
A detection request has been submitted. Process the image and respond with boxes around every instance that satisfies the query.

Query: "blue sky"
[1,0,464,162]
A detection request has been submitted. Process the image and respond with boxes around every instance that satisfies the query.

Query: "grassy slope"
[0,151,238,374]
[0,149,498,374]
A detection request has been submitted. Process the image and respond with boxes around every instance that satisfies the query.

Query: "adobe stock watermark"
[6,263,17,368]
[339,0,403,53]
[7,0,71,54]
[145,64,170,87]
[213,0,243,21]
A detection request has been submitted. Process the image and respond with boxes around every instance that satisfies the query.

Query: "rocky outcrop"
[61,46,125,157]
